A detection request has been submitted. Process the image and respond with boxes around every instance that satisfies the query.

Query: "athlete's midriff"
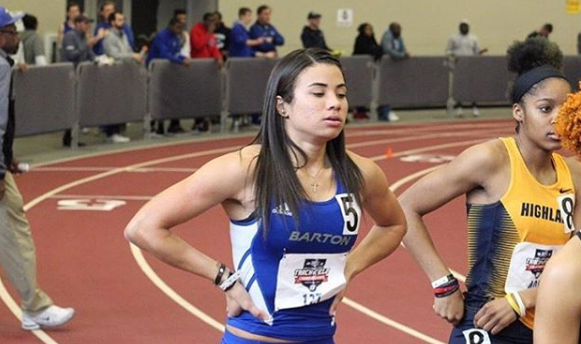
[227,325,297,343]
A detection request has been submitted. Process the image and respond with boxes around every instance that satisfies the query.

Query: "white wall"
[219,0,581,56]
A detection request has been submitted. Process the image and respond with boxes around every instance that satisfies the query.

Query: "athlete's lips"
[547,132,560,140]
[324,115,343,122]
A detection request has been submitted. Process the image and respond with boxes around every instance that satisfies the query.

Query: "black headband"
[512,65,568,103]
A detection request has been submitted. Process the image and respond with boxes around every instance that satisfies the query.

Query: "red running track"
[0,120,516,344]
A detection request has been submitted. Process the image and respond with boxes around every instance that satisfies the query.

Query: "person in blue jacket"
[229,7,276,58]
[146,18,190,134]
[249,5,284,57]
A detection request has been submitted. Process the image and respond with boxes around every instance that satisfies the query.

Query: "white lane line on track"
[0,146,238,344]
[49,194,153,201]
[31,167,198,173]
[0,281,59,343]
[129,244,225,331]
[3,124,495,343]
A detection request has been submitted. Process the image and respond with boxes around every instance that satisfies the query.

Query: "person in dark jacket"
[61,14,95,146]
[353,22,382,60]
[352,23,382,120]
[300,12,330,50]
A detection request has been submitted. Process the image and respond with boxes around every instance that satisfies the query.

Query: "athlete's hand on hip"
[473,298,517,335]
[225,282,269,321]
[329,286,348,316]
[433,289,464,325]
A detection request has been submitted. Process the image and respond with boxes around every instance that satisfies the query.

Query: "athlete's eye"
[539,106,552,113]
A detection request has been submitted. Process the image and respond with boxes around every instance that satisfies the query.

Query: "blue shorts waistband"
[221,331,335,344]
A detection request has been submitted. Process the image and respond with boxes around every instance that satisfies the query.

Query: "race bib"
[335,193,361,236]
[274,252,347,311]
[557,194,575,233]
[462,329,491,344]
[505,242,562,291]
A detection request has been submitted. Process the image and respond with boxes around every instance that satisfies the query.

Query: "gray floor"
[14,107,512,166]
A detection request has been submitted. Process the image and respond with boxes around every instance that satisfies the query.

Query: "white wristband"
[219,270,241,291]
[431,274,454,288]
[512,291,526,317]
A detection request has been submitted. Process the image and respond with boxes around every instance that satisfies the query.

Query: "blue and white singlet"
[227,179,360,342]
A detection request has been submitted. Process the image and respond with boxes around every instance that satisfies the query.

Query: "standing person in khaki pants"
[0,6,75,331]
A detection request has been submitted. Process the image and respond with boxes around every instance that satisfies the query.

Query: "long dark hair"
[251,48,364,233]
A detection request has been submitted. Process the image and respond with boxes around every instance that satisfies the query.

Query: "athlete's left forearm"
[345,224,406,280]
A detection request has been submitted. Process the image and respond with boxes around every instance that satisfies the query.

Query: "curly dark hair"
[506,38,564,104]
[507,37,563,76]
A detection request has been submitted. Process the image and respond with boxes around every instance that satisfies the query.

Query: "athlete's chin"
[545,140,562,151]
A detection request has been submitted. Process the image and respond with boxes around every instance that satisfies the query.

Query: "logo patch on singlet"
[272,203,292,216]
[294,259,330,292]
[462,329,491,344]
[525,249,553,280]
[505,242,562,291]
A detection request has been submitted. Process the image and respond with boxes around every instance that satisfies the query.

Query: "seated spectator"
[147,18,190,135]
[352,23,382,121]
[229,7,272,58]
[379,22,410,122]
[527,23,552,39]
[250,5,284,57]
[21,14,47,66]
[174,9,190,57]
[446,20,488,117]
[301,12,330,50]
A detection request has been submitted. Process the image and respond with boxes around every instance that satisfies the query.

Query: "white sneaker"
[22,305,75,330]
[388,111,400,122]
[472,106,480,117]
[455,106,464,118]
[108,133,130,143]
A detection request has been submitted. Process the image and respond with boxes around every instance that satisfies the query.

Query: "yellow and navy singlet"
[465,137,575,329]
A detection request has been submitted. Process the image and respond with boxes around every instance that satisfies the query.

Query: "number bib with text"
[505,242,562,291]
[274,253,347,311]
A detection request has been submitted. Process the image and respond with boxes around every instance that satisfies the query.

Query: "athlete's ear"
[512,102,524,123]
[276,96,288,118]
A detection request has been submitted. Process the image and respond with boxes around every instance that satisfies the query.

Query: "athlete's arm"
[535,236,581,344]
[124,147,268,320]
[398,140,504,325]
[330,153,407,315]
